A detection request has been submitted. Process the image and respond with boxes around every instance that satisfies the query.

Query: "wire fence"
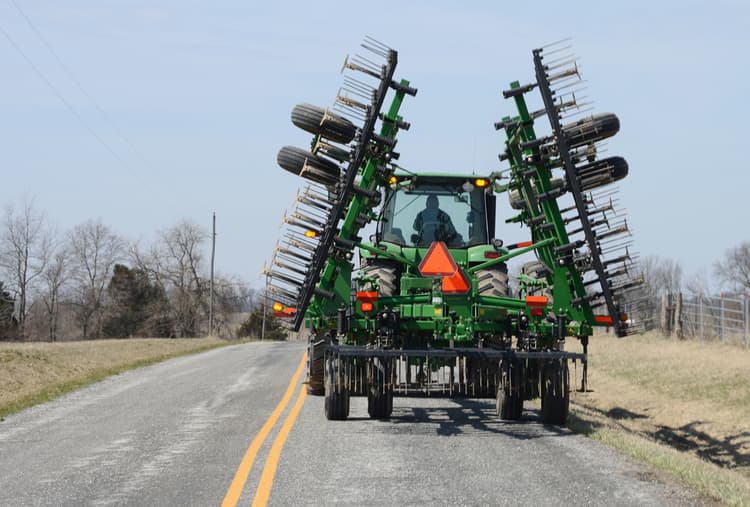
[665,292,749,349]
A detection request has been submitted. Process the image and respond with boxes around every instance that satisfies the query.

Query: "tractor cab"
[377,174,496,250]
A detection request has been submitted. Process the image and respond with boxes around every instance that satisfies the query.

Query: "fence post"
[674,291,683,340]
[699,292,704,341]
[660,293,670,336]
[745,292,749,350]
[720,293,725,344]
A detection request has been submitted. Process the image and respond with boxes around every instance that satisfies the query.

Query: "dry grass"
[0,337,244,419]
[568,331,750,505]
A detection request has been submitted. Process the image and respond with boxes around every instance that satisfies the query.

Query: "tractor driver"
[412,195,462,247]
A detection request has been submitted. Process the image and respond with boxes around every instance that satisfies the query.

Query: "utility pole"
[209,212,216,336]
[261,275,267,340]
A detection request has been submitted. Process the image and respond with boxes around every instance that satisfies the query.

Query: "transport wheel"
[324,355,349,421]
[277,146,341,186]
[306,338,325,395]
[562,112,620,148]
[367,357,393,419]
[577,156,629,191]
[540,360,569,425]
[361,260,399,297]
[291,103,357,144]
[476,264,510,297]
[508,178,564,210]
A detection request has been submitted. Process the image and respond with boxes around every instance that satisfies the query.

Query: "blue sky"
[1,1,748,288]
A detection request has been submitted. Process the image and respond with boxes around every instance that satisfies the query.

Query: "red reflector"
[273,312,291,318]
[356,291,379,302]
[525,295,548,307]
[530,307,543,317]
[595,315,614,325]
[361,302,374,312]
[484,251,500,259]
[418,241,458,276]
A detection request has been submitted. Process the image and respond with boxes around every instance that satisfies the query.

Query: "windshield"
[380,180,489,248]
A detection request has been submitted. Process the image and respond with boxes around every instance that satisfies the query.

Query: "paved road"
[0,341,701,506]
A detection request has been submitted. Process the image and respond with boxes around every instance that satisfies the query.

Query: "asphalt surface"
[0,340,702,506]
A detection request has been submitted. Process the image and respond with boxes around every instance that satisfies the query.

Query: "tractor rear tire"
[361,260,399,297]
[540,360,569,426]
[521,260,553,301]
[291,103,357,145]
[476,264,510,297]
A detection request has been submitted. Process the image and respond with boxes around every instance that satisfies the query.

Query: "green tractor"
[265,37,643,424]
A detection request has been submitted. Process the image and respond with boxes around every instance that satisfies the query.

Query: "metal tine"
[341,85,373,102]
[352,53,386,76]
[266,269,304,287]
[293,196,329,216]
[284,233,318,251]
[332,102,367,122]
[266,285,299,303]
[547,66,580,84]
[361,42,389,58]
[343,75,376,95]
[297,194,332,212]
[600,240,634,255]
[553,79,587,93]
[539,48,575,64]
[272,257,308,276]
[302,184,333,202]
[363,35,392,52]
[336,92,369,111]
[545,57,579,72]
[342,54,382,79]
[539,37,573,50]
[290,209,327,228]
[275,248,311,266]
[591,187,620,201]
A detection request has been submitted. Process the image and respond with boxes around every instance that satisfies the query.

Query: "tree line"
[0,199,284,341]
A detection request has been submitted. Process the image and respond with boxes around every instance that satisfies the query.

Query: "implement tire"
[291,103,357,144]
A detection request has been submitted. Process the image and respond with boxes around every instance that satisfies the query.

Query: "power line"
[0,19,144,183]
[9,0,157,173]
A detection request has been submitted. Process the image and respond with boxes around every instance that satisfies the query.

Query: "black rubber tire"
[540,360,570,426]
[291,103,357,145]
[324,355,349,421]
[577,156,629,191]
[361,260,399,297]
[497,359,523,420]
[563,113,620,148]
[367,357,393,419]
[476,264,510,297]
[497,388,523,420]
[277,146,341,186]
[306,338,325,395]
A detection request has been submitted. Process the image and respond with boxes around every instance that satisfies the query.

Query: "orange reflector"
[304,230,317,238]
[530,307,543,317]
[361,302,374,312]
[474,178,489,188]
[595,315,614,325]
[418,241,458,276]
[356,291,379,302]
[282,306,296,315]
[442,269,470,294]
[525,295,548,307]
[273,312,286,318]
[273,302,283,312]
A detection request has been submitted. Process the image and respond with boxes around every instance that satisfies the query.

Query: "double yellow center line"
[221,352,308,507]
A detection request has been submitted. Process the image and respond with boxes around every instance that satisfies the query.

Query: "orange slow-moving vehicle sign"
[418,241,470,294]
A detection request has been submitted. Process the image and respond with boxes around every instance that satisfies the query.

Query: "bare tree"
[714,241,750,292]
[635,255,682,330]
[40,244,71,341]
[157,220,208,337]
[0,199,51,336]
[68,219,124,338]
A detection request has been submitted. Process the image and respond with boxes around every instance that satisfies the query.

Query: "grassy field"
[569,331,750,505]
[0,337,245,420]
